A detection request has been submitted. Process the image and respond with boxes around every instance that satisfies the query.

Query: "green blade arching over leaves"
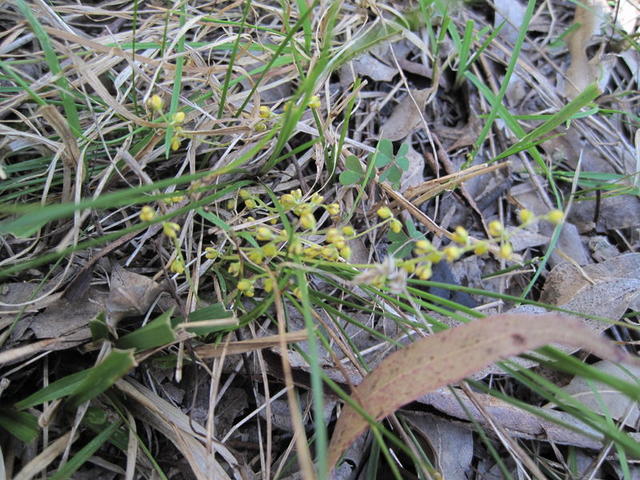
[67,349,137,408]
[117,308,177,351]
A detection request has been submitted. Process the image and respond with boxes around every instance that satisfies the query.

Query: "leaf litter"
[1,0,639,478]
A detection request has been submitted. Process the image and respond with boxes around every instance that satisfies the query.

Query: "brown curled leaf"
[327,312,639,471]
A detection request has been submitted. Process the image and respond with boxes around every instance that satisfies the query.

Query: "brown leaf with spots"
[327,312,639,471]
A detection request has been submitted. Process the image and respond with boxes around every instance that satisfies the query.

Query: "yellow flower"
[414,239,432,255]
[308,95,321,109]
[488,220,504,237]
[173,111,186,123]
[518,209,535,225]
[167,195,185,204]
[443,246,462,262]
[259,105,272,119]
[162,222,181,238]
[237,279,255,297]
[244,198,257,209]
[263,277,274,293]
[415,264,432,280]
[170,258,185,274]
[473,241,489,256]
[499,243,513,260]
[310,193,324,205]
[325,203,340,215]
[339,246,351,260]
[248,250,264,263]
[147,94,163,112]
[293,287,302,299]
[139,205,155,222]
[228,262,241,276]
[262,243,277,257]
[288,240,303,256]
[280,193,295,208]
[390,219,403,234]
[170,136,181,151]
[451,226,469,245]
[377,206,393,219]
[300,212,316,230]
[256,227,274,241]
[342,225,355,237]
[400,261,415,274]
[239,189,251,199]
[426,250,443,263]
[205,247,219,259]
[546,209,564,225]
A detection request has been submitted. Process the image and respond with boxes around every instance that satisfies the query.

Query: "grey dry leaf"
[399,143,424,192]
[106,264,168,325]
[403,413,473,479]
[380,88,430,141]
[340,52,397,87]
[556,360,640,428]
[540,253,640,318]
[564,0,607,99]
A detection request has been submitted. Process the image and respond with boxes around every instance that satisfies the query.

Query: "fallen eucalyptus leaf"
[327,312,638,470]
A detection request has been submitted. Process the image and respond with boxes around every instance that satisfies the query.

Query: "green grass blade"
[495,84,601,161]
[469,0,535,159]
[0,409,39,443]
[14,0,81,136]
[49,421,120,480]
[117,308,177,350]
[67,349,137,408]
[295,270,327,477]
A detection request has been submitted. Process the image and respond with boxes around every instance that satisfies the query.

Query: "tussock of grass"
[1,1,639,479]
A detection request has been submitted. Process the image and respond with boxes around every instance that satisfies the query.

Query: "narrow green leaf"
[67,349,137,408]
[176,303,236,336]
[15,370,89,410]
[49,421,120,480]
[14,0,81,136]
[495,84,601,160]
[117,308,176,351]
[0,409,38,443]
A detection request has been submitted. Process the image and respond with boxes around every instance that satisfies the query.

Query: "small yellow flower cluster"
[279,189,339,231]
[376,206,403,233]
[212,188,354,296]
[146,93,188,151]
[307,95,321,109]
[170,112,186,151]
[139,205,155,222]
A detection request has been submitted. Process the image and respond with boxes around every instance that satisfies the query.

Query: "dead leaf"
[564,0,607,99]
[340,52,397,86]
[555,360,640,427]
[399,144,424,192]
[106,264,168,326]
[420,387,604,449]
[540,253,640,322]
[0,282,61,315]
[380,89,430,141]
[403,413,473,479]
[327,312,637,470]
[116,378,239,480]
